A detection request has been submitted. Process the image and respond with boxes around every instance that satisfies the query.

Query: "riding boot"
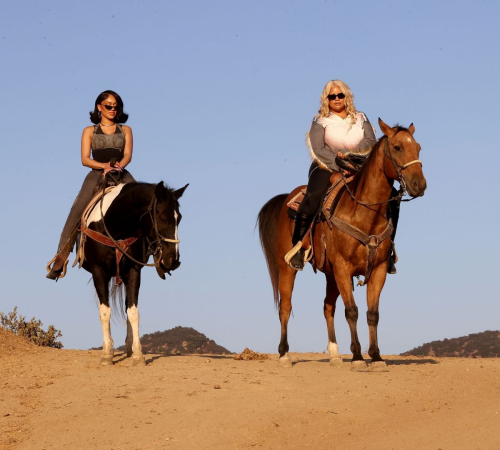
[46,228,79,281]
[289,213,314,271]
[387,192,400,274]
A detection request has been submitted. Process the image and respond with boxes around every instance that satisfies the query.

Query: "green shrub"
[0,306,63,349]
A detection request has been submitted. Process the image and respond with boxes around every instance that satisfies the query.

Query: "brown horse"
[257,119,426,371]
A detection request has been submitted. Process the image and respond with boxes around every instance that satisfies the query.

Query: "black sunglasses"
[101,104,118,111]
[327,93,346,101]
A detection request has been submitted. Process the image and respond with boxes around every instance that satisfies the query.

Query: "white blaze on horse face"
[87,183,126,225]
[126,305,143,358]
[174,210,179,258]
[99,303,114,356]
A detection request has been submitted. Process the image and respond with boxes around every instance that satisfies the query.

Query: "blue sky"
[1,0,499,355]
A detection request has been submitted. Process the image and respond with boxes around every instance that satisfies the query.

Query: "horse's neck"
[106,184,155,235]
[341,141,393,219]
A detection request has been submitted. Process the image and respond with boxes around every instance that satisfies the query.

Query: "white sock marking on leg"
[126,305,142,358]
[99,303,114,356]
[328,342,340,358]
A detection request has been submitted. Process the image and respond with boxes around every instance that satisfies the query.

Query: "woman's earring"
[98,111,101,118]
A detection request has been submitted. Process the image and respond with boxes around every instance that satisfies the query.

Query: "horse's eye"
[160,218,166,224]
[394,145,401,152]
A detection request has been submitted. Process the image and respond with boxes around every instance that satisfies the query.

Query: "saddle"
[74,184,138,285]
[286,154,366,272]
[287,153,394,284]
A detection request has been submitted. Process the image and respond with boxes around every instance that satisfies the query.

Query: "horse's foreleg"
[366,265,389,372]
[324,274,342,366]
[123,267,145,366]
[125,316,133,357]
[92,269,114,366]
[334,267,366,371]
[277,264,297,368]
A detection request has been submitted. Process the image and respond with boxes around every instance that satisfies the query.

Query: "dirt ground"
[1,329,500,450]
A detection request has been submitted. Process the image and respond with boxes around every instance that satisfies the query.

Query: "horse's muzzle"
[161,258,181,272]
[406,176,427,198]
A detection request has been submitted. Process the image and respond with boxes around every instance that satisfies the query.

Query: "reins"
[341,136,422,208]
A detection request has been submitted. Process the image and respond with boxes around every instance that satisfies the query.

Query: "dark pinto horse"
[81,181,188,366]
[257,119,426,371]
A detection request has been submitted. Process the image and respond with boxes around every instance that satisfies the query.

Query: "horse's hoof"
[350,360,368,372]
[278,356,292,368]
[132,356,146,366]
[369,361,389,372]
[99,356,113,366]
[330,357,343,367]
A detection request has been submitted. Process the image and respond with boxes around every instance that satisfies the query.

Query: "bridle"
[342,134,423,208]
[382,134,422,197]
[139,195,180,266]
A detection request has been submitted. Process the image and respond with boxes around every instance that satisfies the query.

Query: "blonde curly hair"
[317,79,357,124]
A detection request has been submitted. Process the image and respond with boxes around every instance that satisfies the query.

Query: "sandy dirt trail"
[1,332,500,450]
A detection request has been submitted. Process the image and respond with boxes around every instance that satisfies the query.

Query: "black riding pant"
[297,163,334,217]
[57,169,135,251]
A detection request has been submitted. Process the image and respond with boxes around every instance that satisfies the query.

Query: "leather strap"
[80,225,138,284]
[328,216,393,285]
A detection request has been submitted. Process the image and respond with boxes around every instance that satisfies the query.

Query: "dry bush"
[0,307,63,349]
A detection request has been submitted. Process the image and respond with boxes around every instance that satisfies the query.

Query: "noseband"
[140,196,180,265]
[383,135,422,196]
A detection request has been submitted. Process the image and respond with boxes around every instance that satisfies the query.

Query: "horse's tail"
[110,279,126,320]
[257,193,289,308]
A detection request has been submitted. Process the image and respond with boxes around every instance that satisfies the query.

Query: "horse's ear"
[173,183,189,200]
[155,182,165,200]
[408,123,415,135]
[378,118,395,138]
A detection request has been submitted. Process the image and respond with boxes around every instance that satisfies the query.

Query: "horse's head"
[378,118,427,198]
[149,182,189,279]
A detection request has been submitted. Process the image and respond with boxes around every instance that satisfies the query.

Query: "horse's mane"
[350,125,410,192]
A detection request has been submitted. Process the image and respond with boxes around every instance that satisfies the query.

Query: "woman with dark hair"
[46,90,136,280]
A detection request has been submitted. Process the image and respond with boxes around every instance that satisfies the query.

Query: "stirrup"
[46,257,69,280]
[284,242,311,271]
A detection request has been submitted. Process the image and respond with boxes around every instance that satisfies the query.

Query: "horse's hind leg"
[277,264,297,368]
[122,267,145,366]
[324,274,342,366]
[92,269,114,366]
[366,265,389,372]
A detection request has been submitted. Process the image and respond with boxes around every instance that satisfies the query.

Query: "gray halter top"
[91,124,126,163]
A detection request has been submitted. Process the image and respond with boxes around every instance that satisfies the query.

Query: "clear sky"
[1,0,499,355]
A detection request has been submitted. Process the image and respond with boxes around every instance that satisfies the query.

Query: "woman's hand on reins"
[103,161,124,176]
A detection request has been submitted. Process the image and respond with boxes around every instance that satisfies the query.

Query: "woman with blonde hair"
[289,80,378,271]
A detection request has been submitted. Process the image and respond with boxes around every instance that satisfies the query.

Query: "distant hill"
[401,330,500,358]
[115,326,232,355]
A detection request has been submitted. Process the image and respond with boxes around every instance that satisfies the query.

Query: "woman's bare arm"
[81,126,110,170]
[119,126,133,168]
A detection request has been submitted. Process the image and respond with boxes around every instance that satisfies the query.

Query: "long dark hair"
[89,90,129,124]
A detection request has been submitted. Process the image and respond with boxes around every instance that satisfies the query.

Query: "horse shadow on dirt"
[144,353,235,365]
[292,357,438,366]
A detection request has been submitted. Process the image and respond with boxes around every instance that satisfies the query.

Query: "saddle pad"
[73,185,122,269]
